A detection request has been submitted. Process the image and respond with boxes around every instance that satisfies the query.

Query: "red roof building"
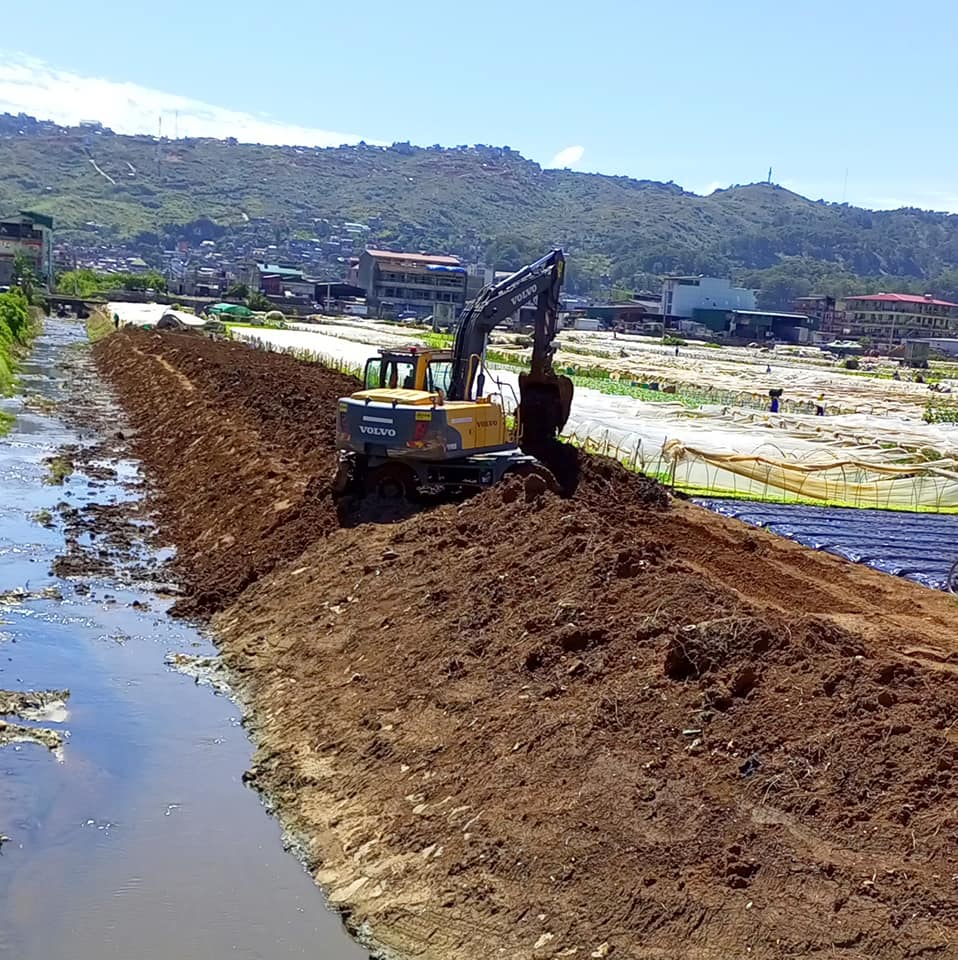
[363,249,461,267]
[841,292,958,344]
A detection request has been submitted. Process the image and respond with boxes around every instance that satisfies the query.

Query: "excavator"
[333,248,578,500]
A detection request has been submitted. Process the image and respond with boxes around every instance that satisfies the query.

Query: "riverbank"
[0,319,367,959]
[0,291,44,431]
[92,327,958,959]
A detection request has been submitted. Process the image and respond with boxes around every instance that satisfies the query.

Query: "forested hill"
[4,113,958,304]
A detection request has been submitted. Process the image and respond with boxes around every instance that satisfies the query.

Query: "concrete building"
[465,264,495,300]
[693,308,815,343]
[843,293,958,345]
[357,249,467,323]
[661,276,756,319]
[247,261,306,296]
[794,295,844,335]
[175,266,229,298]
[0,211,54,287]
[908,337,958,358]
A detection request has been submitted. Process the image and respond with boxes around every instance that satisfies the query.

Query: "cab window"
[427,360,453,393]
[363,358,416,390]
[363,359,382,389]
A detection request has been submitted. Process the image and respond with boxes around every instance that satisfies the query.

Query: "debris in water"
[165,652,233,697]
[0,689,70,723]
[0,586,63,606]
[0,720,64,753]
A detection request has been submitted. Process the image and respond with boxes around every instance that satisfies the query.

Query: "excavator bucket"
[517,372,579,497]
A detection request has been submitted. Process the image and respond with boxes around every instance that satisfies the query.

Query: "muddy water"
[0,321,368,959]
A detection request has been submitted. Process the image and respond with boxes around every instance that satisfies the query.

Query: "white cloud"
[0,50,372,147]
[547,145,585,169]
[692,181,724,197]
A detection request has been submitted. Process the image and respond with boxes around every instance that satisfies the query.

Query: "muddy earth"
[95,328,958,960]
[0,321,367,959]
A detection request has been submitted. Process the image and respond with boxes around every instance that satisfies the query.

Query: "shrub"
[0,288,30,344]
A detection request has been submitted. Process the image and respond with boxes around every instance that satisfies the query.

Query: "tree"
[247,290,271,311]
[56,269,103,297]
[226,282,249,300]
[11,252,36,302]
[143,270,168,293]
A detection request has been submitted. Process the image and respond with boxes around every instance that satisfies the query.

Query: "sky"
[2,0,958,211]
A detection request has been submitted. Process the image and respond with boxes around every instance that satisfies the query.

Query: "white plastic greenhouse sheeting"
[558,331,951,417]
[234,326,958,508]
[109,302,203,328]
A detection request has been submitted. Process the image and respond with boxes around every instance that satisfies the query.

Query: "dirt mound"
[95,328,958,960]
[225,482,958,960]
[94,329,359,617]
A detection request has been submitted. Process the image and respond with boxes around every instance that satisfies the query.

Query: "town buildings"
[247,262,310,299]
[661,275,756,319]
[0,211,54,287]
[170,265,229,298]
[793,296,842,335]
[661,276,816,342]
[357,249,468,323]
[842,293,958,344]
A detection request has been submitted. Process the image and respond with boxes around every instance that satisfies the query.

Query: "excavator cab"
[360,348,455,394]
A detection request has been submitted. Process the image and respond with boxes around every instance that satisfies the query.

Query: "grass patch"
[0,290,42,407]
[31,509,54,527]
[418,331,454,349]
[0,410,13,436]
[44,454,74,485]
[923,399,958,424]
[86,309,116,343]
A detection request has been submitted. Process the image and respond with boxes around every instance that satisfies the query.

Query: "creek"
[0,320,367,959]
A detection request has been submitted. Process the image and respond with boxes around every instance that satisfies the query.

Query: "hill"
[4,113,958,303]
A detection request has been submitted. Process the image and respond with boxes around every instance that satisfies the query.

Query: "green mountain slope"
[4,115,958,302]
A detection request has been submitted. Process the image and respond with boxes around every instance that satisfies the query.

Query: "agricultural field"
[230,318,958,511]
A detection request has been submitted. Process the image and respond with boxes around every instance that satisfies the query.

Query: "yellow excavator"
[332,249,578,499]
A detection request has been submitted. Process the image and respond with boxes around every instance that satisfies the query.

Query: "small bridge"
[45,295,107,318]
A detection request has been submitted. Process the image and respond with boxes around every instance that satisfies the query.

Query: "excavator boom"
[448,250,578,494]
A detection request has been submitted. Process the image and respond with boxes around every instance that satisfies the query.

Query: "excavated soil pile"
[96,330,958,960]
[94,328,359,617]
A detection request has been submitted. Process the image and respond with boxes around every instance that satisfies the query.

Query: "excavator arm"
[447,249,578,494]
[448,249,564,400]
